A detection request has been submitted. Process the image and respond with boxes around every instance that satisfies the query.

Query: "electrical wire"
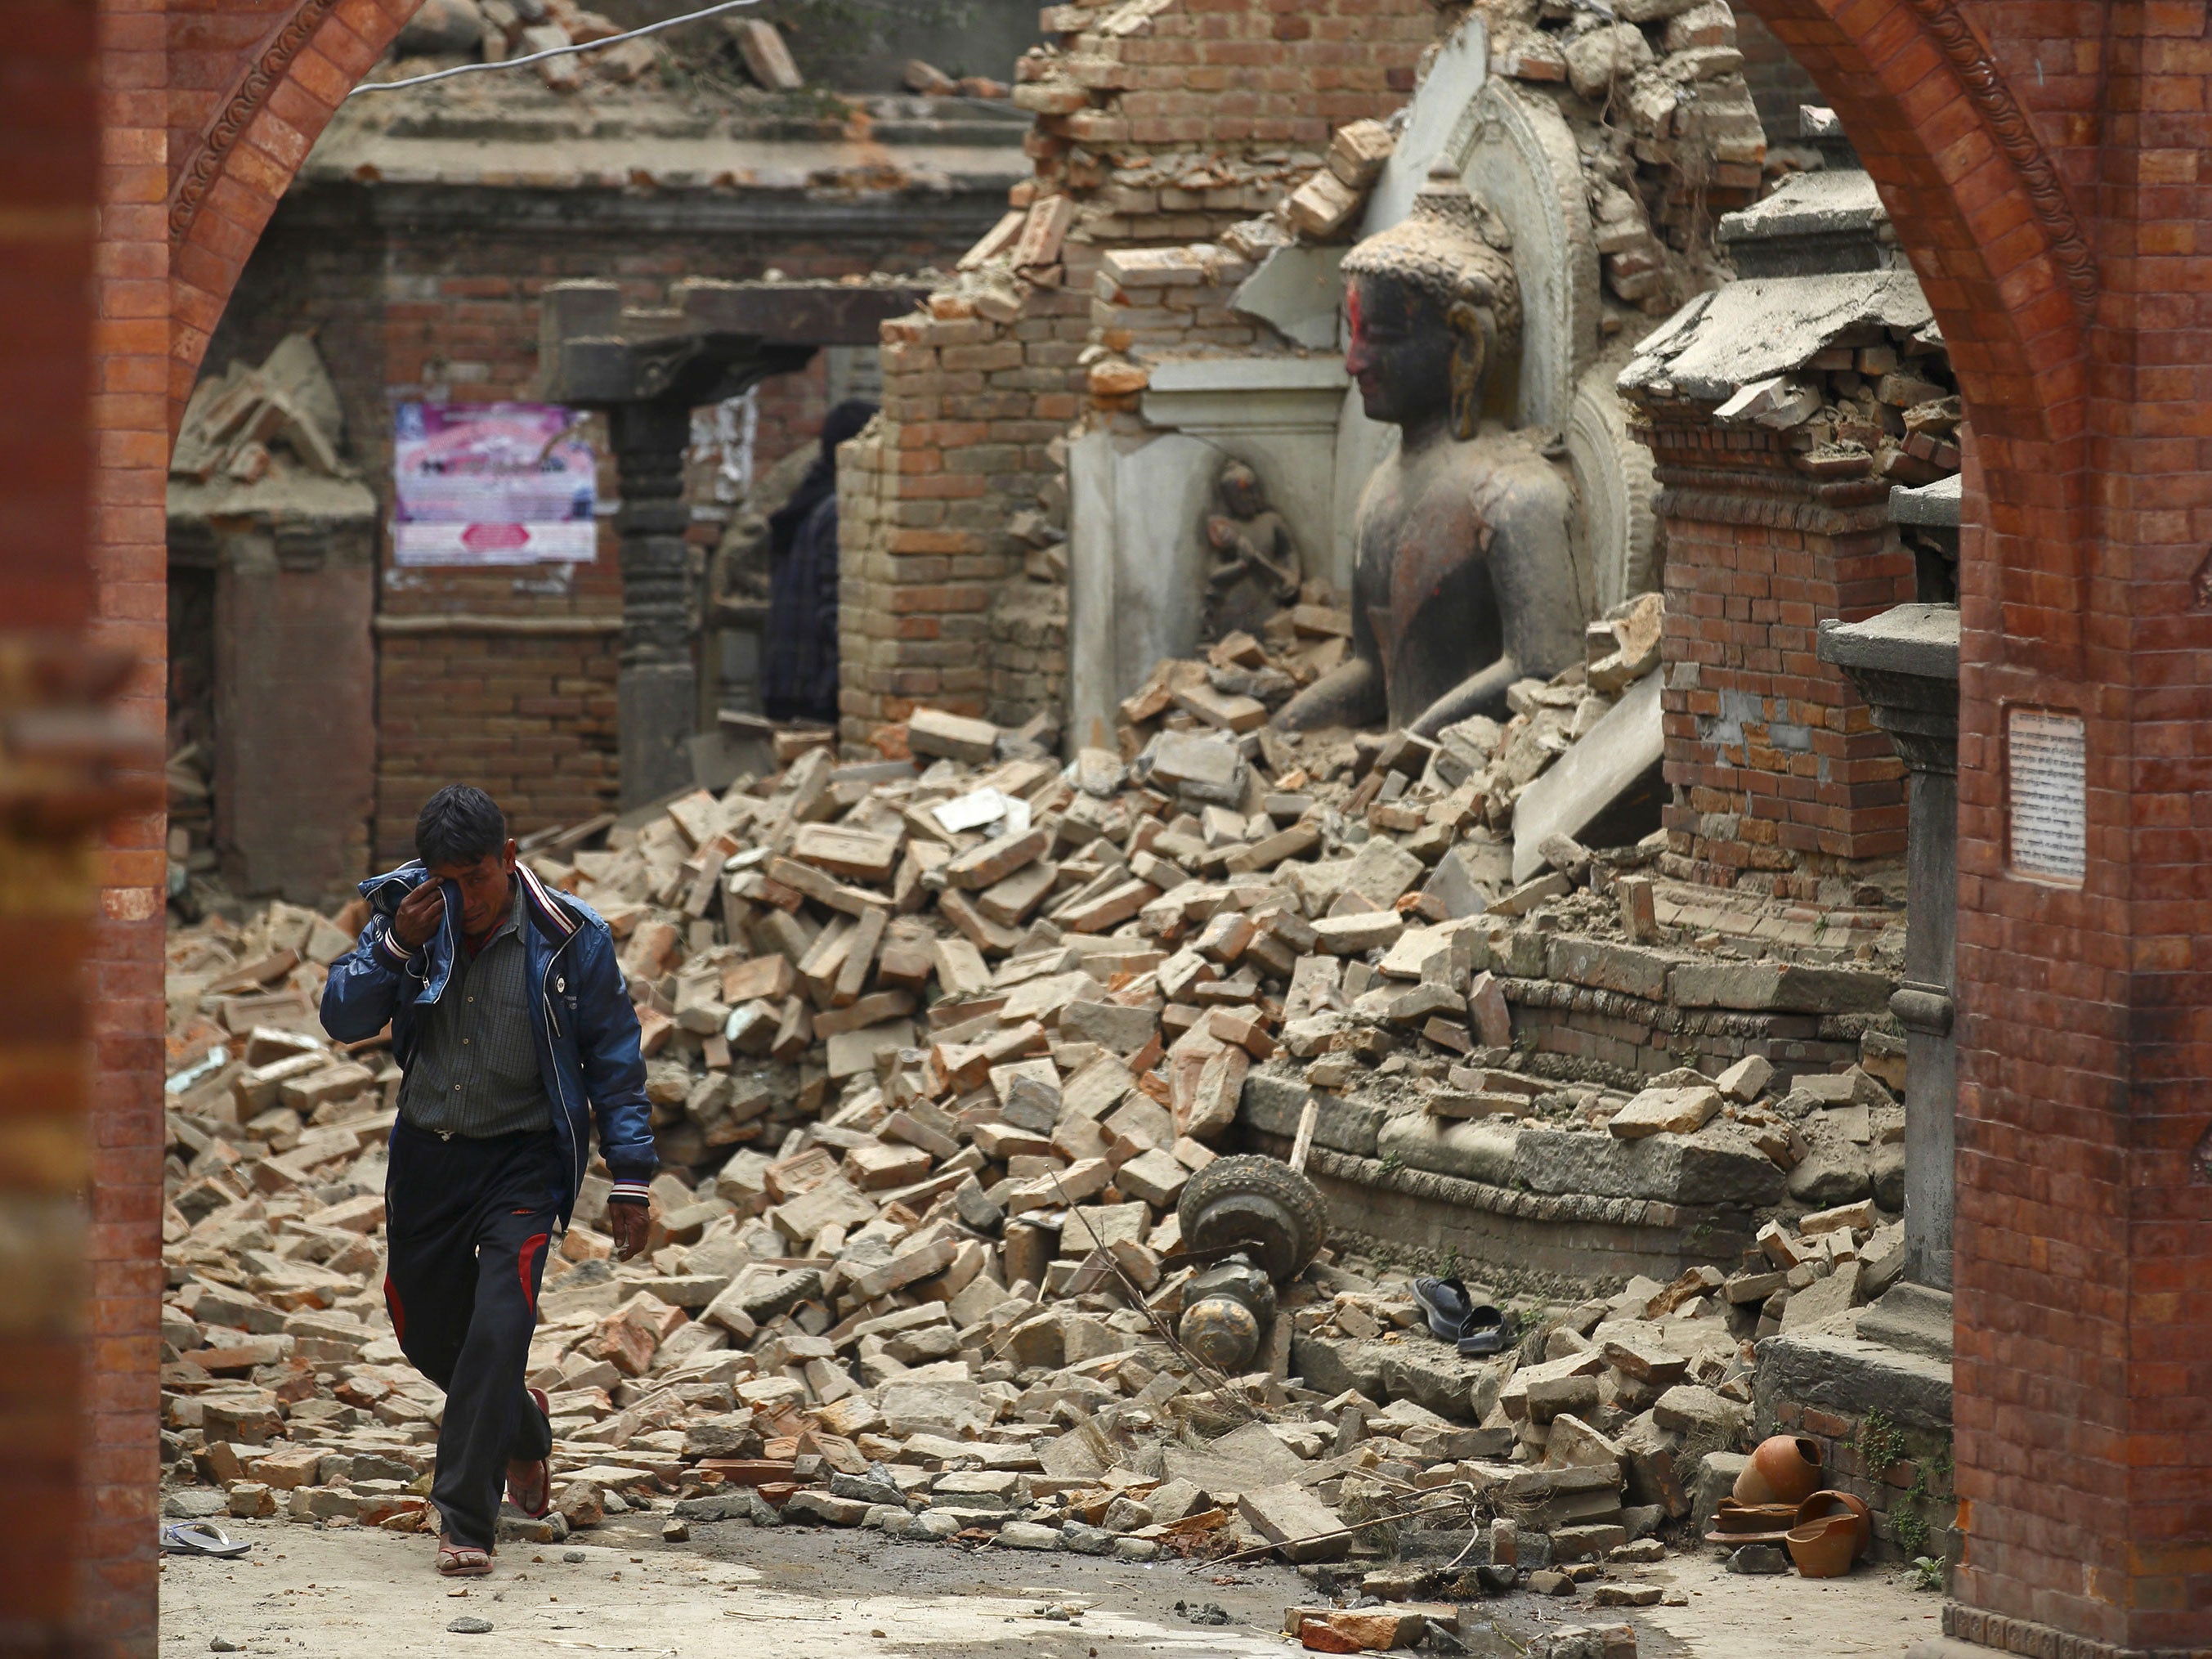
[346,0,766,96]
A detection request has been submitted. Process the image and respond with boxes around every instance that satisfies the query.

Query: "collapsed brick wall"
[837,258,1092,735]
[839,0,1435,745]
[202,204,948,861]
[1090,241,1268,356]
[1644,418,1911,891]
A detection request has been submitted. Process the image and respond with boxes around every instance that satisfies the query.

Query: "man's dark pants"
[383,1120,560,1549]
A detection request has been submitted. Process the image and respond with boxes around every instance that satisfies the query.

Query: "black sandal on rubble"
[1412,1276,1474,1343]
[1456,1304,1510,1357]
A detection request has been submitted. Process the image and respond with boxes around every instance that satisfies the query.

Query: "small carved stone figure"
[1202,459,1301,640]
[1275,165,1587,738]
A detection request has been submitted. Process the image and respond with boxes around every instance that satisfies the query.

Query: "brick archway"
[168,0,426,429]
[74,5,431,1655]
[1735,7,2208,1657]
[48,1,2208,1655]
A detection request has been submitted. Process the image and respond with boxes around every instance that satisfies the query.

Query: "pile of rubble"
[382,0,676,90]
[1628,294,1963,489]
[159,621,1906,1623]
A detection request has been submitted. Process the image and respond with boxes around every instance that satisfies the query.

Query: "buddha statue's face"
[1346,273,1459,431]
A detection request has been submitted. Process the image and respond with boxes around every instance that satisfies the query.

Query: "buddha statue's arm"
[1274,591,1387,731]
[1407,469,1584,739]
[1274,656,1385,731]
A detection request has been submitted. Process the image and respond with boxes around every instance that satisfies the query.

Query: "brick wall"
[87,0,174,1649]
[1642,418,1913,892]
[838,263,1095,735]
[0,2,103,1648]
[840,0,1434,744]
[1738,2,2212,1651]
[1732,11,1826,145]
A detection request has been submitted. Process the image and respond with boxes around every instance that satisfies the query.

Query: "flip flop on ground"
[161,1522,252,1560]
[437,1538,494,1577]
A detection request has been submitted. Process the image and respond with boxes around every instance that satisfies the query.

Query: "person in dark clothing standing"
[322,786,658,1577]
[763,397,877,724]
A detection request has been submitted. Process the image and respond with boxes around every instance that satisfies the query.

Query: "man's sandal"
[437,1539,493,1577]
[504,1386,553,1520]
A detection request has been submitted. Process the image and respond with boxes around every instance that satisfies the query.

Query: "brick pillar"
[1642,415,1912,895]
[87,0,172,1650]
[1717,4,2212,1650]
[0,0,101,1649]
[840,306,1024,739]
[841,264,1089,747]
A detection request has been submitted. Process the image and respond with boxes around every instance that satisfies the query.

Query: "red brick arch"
[1740,0,2100,675]
[167,0,425,431]
[1744,0,2093,437]
[69,2,2205,1657]
[1740,7,2212,1657]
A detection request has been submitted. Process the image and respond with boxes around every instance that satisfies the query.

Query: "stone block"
[1238,1482,1349,1563]
[1608,1086,1721,1140]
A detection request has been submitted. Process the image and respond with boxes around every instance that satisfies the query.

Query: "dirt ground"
[159,1513,1943,1657]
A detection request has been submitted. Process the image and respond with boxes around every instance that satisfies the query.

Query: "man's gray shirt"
[396,880,553,1138]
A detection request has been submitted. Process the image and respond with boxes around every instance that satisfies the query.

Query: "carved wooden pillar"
[607,401,696,808]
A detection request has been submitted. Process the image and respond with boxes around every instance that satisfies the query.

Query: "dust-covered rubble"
[160,631,1905,1615]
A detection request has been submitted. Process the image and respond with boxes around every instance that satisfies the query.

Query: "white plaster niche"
[1137,355,1352,590]
[1065,428,1226,754]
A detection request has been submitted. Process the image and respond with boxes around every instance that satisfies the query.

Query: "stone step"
[1854,1280,1953,1364]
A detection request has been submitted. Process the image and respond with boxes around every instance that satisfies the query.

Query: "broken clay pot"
[1711,1500,1799,1534]
[1793,1490,1871,1561]
[1734,1434,1822,1507]
[1784,1511,1860,1578]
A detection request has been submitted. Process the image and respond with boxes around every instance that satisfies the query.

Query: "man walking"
[323,785,657,1576]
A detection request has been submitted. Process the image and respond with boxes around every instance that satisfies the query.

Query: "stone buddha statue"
[1275,168,1586,738]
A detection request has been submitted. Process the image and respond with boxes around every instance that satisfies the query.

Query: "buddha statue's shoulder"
[1468,430,1572,519]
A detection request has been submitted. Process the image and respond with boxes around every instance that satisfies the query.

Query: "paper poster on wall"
[392,402,597,566]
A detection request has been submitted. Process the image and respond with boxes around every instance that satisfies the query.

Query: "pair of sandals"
[439,1387,554,1578]
[1412,1277,1511,1356]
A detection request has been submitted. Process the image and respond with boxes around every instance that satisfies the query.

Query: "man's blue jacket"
[320,858,656,1223]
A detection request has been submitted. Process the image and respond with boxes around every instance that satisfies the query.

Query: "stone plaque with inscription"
[2008,708,2086,884]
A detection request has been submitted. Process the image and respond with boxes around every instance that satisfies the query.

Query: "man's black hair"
[415,785,508,870]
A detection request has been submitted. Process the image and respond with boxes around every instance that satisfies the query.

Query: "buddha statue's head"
[1341,166,1520,442]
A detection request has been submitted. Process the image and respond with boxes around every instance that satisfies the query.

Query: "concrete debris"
[171,335,351,486]
[375,0,1014,103]
[1618,268,1960,490]
[728,19,803,91]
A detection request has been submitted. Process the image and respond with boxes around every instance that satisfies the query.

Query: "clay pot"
[1733,1434,1822,1507]
[1785,1513,1860,1578]
[1794,1490,1872,1560]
